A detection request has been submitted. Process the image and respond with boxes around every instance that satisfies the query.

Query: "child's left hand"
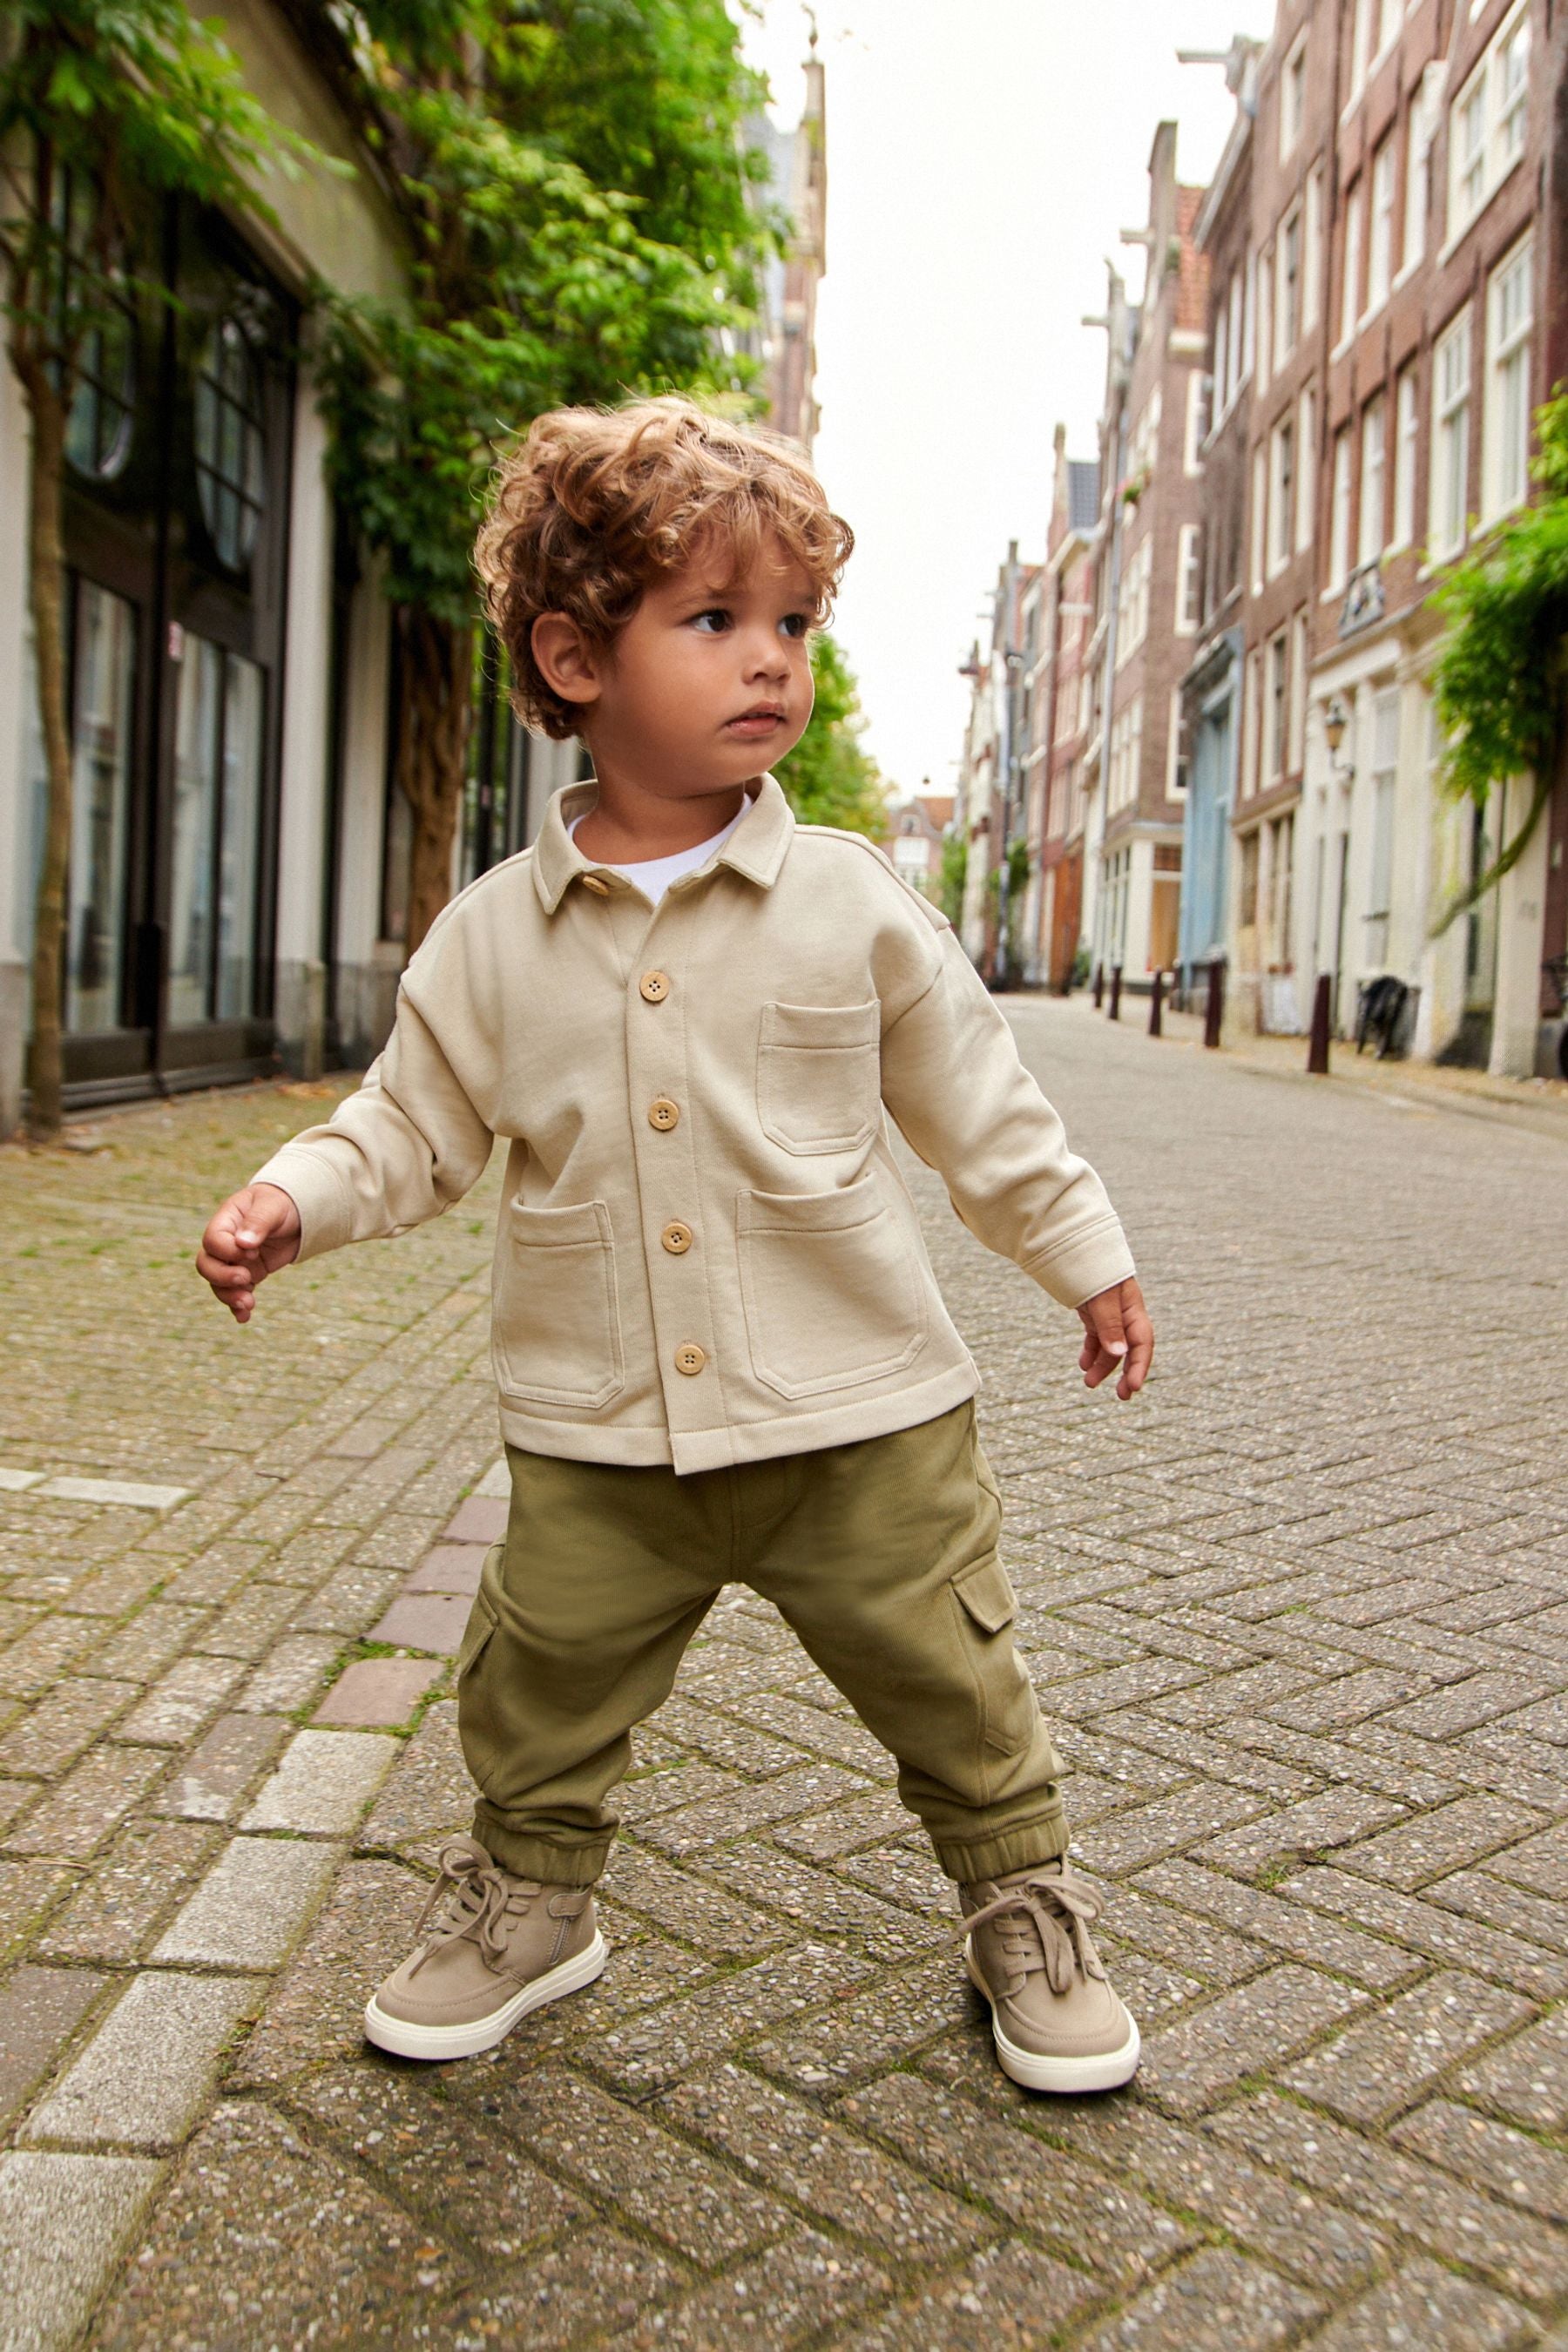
[1078,1279,1154,1401]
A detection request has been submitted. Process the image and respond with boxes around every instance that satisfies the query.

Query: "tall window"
[1269,416,1295,575]
[1402,78,1434,274]
[1296,385,1317,557]
[1267,631,1289,784]
[1484,232,1534,521]
[1330,427,1353,586]
[1340,184,1364,348]
[1184,369,1207,475]
[1391,363,1418,548]
[1367,139,1396,315]
[1275,209,1301,368]
[1242,648,1262,798]
[193,321,266,571]
[1257,242,1274,396]
[1449,3,1531,243]
[1176,524,1201,633]
[1288,610,1309,774]
[1351,0,1373,93]
[1281,35,1308,160]
[1228,269,1247,405]
[1213,304,1230,420]
[1303,164,1325,332]
[1431,308,1472,558]
[1251,443,1268,593]
[1359,395,1387,567]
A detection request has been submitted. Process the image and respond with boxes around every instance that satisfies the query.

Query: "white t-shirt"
[567,793,751,906]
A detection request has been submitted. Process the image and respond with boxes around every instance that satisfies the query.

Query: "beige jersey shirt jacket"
[251,774,1138,1475]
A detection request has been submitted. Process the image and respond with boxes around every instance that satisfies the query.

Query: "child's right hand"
[196,1184,302,1323]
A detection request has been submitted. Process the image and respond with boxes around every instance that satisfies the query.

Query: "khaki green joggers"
[456,1397,1071,1887]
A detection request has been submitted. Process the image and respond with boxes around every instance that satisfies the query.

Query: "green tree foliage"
[1428,388,1568,931]
[936,834,967,927]
[774,632,889,839]
[0,0,316,1136]
[315,0,772,947]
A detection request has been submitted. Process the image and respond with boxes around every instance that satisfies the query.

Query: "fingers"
[196,1186,298,1322]
[1078,1281,1155,1401]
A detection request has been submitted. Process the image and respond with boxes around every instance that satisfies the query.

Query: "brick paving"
[0,1001,1565,2349]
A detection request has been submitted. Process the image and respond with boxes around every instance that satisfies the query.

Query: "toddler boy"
[197,398,1153,2094]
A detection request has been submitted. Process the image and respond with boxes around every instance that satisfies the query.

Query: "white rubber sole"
[965,1941,1141,2094]
[363,1928,608,2061]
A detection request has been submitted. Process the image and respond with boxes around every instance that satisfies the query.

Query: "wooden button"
[673,1342,706,1376]
[581,874,612,896]
[660,1220,693,1254]
[648,1098,679,1131]
[639,970,671,1003]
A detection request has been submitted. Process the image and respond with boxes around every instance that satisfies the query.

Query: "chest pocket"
[756,999,881,1156]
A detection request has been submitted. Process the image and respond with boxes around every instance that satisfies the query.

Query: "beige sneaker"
[960,1858,1139,2093]
[364,1835,605,2061]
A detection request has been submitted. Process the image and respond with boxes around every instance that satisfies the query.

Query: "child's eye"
[780,612,812,639]
[690,608,732,633]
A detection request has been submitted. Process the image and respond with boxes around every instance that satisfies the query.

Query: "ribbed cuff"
[1024,1218,1137,1310]
[471,1804,609,1888]
[933,1808,1071,1886]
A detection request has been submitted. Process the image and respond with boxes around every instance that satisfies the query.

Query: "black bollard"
[1308,971,1332,1074]
[1203,956,1225,1050]
[1148,968,1164,1037]
[1108,963,1123,1021]
[1092,961,1105,1010]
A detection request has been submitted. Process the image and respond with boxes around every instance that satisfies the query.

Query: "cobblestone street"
[2,997,1566,2351]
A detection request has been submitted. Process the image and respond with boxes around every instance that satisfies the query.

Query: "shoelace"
[408,1838,544,1978]
[959,1865,1107,1997]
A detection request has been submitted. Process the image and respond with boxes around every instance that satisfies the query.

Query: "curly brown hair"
[474,396,855,740]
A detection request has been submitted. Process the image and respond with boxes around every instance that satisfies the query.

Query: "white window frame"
[1484,230,1534,524]
[1359,395,1387,569]
[1295,384,1317,558]
[1288,610,1309,774]
[1166,685,1187,798]
[1250,442,1268,596]
[1390,362,1418,550]
[1430,308,1473,560]
[1228,268,1247,406]
[1176,522,1201,633]
[1267,628,1289,785]
[1268,414,1295,578]
[1401,74,1436,278]
[1242,648,1262,799]
[1303,163,1325,333]
[1339,183,1364,351]
[1184,368,1206,476]
[1329,425,1353,588]
[1281,32,1308,162]
[1366,138,1396,319]
[1447,2,1531,250]
[1275,206,1302,370]
[1256,241,1274,397]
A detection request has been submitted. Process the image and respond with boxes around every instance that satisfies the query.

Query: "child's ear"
[531,612,602,708]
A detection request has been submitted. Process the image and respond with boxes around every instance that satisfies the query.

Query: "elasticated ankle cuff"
[934,1809,1071,1885]
[472,1805,607,1888]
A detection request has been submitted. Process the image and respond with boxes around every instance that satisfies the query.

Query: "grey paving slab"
[239,1727,399,1835]
[22,1970,256,2150]
[0,2149,165,2352]
[150,1835,343,1968]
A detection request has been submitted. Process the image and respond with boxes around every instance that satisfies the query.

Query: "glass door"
[168,633,265,1027]
[64,581,137,1034]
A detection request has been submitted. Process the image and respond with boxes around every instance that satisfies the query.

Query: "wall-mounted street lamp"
[1323,696,1355,781]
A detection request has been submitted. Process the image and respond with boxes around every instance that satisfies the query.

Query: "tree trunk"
[18,358,71,1141]
[395,605,473,956]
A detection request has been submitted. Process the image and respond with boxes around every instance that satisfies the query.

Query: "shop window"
[194,319,266,570]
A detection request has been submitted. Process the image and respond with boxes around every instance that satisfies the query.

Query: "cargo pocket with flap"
[950,1556,1039,1758]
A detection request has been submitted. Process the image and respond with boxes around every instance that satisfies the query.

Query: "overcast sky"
[740,1,1280,800]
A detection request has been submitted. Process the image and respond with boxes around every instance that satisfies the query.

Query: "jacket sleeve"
[247,983,496,1262]
[879,922,1136,1309]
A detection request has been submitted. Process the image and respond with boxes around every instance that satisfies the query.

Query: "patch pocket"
[756,999,881,1155]
[950,1557,1038,1757]
[493,1198,625,1409]
[737,1173,928,1399]
[455,1581,500,1682]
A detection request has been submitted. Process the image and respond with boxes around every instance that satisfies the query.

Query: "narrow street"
[2,997,1565,2351]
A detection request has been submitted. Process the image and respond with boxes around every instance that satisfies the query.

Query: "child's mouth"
[727,709,786,738]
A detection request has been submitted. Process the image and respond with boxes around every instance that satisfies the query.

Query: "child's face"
[537,532,817,802]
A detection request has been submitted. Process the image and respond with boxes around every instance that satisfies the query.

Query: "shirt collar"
[531,770,796,914]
